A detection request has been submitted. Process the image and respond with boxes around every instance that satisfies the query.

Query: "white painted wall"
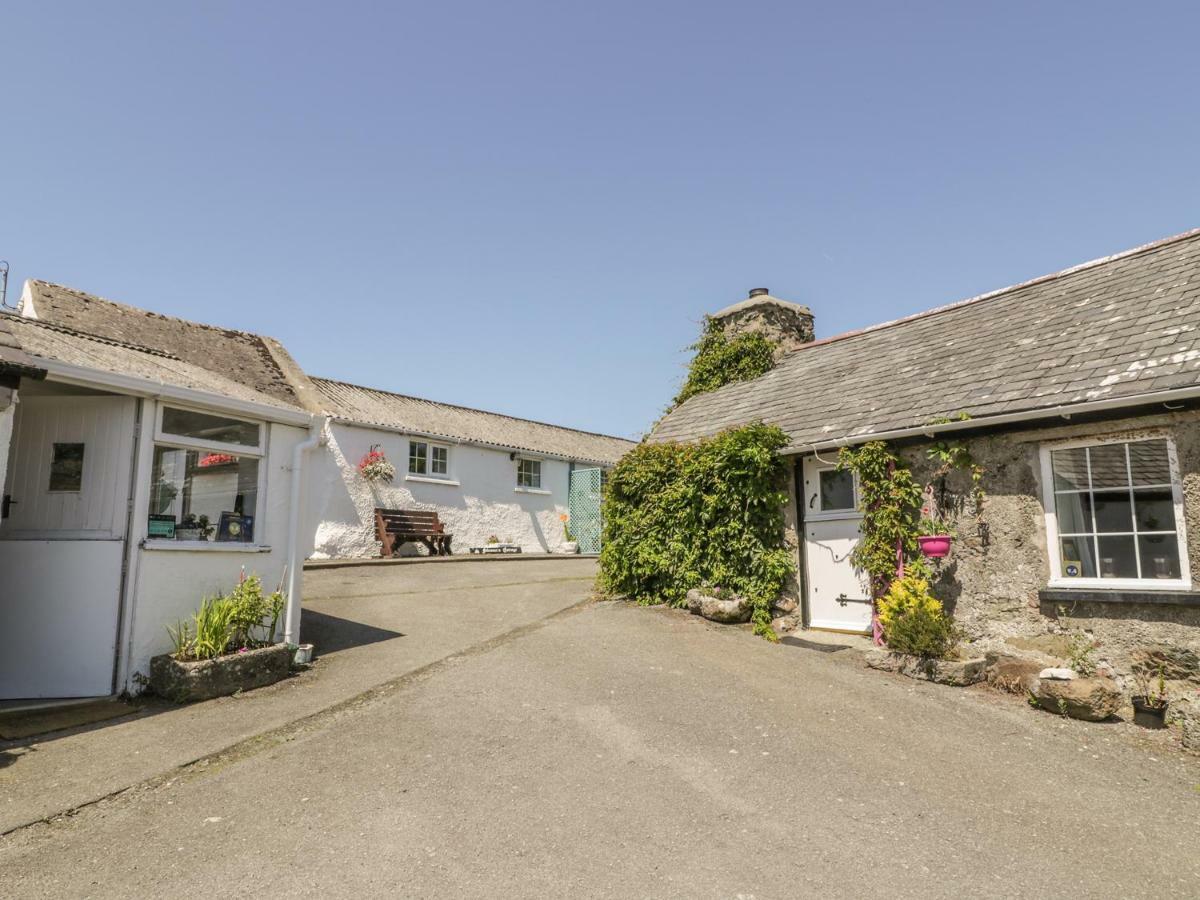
[308,422,575,558]
[122,419,308,690]
[0,393,14,519]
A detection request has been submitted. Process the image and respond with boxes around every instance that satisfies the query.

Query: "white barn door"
[0,394,136,699]
[801,456,873,634]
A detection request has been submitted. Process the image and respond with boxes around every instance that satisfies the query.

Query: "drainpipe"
[283,416,328,645]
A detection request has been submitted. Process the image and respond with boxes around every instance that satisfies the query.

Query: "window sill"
[1039,587,1200,608]
[405,475,460,486]
[143,540,272,553]
[514,486,551,495]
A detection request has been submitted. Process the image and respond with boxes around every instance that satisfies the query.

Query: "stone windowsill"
[143,540,272,553]
[514,486,551,495]
[405,475,461,487]
[1039,587,1200,608]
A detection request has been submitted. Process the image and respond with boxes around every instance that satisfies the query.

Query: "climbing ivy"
[599,423,795,640]
[926,414,985,511]
[836,441,928,599]
[672,316,777,407]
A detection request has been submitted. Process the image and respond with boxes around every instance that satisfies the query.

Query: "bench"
[374,508,453,557]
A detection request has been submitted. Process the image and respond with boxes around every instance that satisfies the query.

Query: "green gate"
[568,467,604,554]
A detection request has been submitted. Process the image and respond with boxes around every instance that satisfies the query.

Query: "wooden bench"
[374,508,453,557]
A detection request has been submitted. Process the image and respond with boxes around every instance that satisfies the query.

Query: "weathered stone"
[865,648,986,686]
[771,595,798,616]
[985,651,1053,695]
[1130,644,1200,682]
[1031,676,1122,722]
[1173,697,1200,751]
[149,644,292,703]
[1005,634,1072,659]
[1039,667,1077,680]
[686,588,752,624]
[771,614,801,634]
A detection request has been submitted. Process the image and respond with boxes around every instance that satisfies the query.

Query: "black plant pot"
[1131,697,1168,729]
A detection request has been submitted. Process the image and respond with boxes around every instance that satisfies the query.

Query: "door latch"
[1,494,16,519]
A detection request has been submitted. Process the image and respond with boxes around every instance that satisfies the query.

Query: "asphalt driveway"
[2,565,1199,898]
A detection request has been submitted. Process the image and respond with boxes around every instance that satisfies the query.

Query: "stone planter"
[150,643,292,703]
[865,648,986,686]
[559,541,579,554]
[686,588,752,624]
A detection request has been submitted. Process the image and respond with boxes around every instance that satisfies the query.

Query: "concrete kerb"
[305,553,599,570]
[1,596,596,838]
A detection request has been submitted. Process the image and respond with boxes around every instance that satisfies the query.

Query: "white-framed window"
[408,440,451,479]
[517,457,542,489]
[148,405,266,544]
[1040,435,1190,589]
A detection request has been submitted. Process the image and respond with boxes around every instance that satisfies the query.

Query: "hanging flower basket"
[358,445,396,483]
[918,535,952,558]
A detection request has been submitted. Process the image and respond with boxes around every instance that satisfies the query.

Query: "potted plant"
[176,513,213,542]
[1131,666,1169,729]
[916,515,953,558]
[358,444,396,484]
[559,514,579,554]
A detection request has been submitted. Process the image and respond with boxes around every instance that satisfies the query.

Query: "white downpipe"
[283,416,328,645]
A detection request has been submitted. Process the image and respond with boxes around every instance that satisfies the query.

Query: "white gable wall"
[309,421,574,558]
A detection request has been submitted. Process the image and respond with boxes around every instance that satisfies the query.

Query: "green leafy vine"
[672,316,777,407]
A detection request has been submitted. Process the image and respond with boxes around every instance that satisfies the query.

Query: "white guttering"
[328,415,618,467]
[795,383,1200,455]
[283,417,328,645]
[37,359,314,427]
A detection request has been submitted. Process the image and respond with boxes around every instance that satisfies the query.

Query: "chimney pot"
[748,288,769,298]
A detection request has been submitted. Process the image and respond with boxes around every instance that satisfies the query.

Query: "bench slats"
[373,507,453,558]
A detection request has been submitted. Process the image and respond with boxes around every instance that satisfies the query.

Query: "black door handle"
[2,494,16,518]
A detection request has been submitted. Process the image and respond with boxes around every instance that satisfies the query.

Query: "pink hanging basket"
[918,535,952,558]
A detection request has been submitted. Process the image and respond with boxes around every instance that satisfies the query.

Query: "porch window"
[1045,437,1187,585]
[148,405,265,543]
[517,458,542,489]
[408,440,451,478]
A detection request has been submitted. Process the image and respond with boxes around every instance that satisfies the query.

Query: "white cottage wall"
[0,394,14,515]
[309,422,573,558]
[123,420,308,690]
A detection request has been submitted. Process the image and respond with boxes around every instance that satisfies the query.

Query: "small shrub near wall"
[599,423,795,639]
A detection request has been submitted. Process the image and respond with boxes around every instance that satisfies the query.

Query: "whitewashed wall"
[308,422,574,559]
[0,393,14,518]
[123,419,308,689]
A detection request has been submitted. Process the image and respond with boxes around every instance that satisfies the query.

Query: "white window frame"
[515,456,547,493]
[406,439,455,483]
[147,403,269,547]
[804,463,861,522]
[1039,432,1191,591]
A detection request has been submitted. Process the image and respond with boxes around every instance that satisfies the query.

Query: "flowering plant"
[560,513,575,542]
[358,445,396,483]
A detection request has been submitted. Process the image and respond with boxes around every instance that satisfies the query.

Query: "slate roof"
[0,313,306,413]
[23,281,321,411]
[651,228,1200,452]
[0,315,46,378]
[313,377,637,466]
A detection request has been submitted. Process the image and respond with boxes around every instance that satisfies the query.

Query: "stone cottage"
[650,229,1200,693]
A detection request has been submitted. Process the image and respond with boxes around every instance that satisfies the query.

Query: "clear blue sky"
[3,2,1198,440]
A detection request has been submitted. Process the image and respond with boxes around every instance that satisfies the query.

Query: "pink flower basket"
[918,535,952,558]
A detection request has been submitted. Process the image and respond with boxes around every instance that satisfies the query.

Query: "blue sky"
[3,2,1198,439]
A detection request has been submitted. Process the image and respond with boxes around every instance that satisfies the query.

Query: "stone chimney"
[711,288,814,356]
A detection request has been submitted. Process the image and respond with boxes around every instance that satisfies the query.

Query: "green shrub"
[878,575,959,659]
[167,574,286,661]
[599,422,794,639]
[672,317,777,407]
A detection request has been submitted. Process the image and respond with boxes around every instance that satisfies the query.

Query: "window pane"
[1051,447,1090,491]
[1128,440,1170,486]
[161,407,260,448]
[1054,491,1093,534]
[431,446,448,475]
[1096,535,1138,578]
[48,443,85,492]
[1060,537,1095,578]
[1092,491,1134,533]
[1088,443,1129,489]
[1134,487,1175,532]
[150,446,258,542]
[819,470,855,511]
[408,442,427,475]
[1138,533,1181,579]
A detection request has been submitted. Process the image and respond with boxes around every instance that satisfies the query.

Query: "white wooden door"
[0,395,136,699]
[801,457,872,634]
